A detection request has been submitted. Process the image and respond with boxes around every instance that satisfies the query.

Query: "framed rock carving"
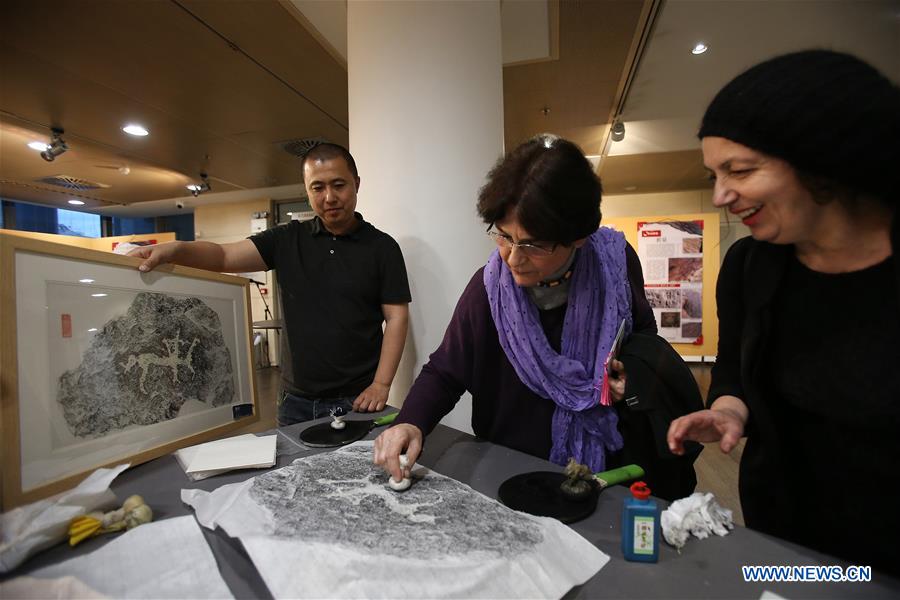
[0,233,258,509]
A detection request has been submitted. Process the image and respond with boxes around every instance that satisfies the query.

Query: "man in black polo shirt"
[130,143,411,425]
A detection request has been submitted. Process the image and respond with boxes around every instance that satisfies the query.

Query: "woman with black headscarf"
[668,50,900,573]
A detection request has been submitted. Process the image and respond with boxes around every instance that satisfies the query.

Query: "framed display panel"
[602,212,720,357]
[0,233,258,509]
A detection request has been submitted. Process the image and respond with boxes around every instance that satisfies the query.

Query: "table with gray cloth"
[8,412,899,598]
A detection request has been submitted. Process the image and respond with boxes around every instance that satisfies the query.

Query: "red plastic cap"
[630,481,651,500]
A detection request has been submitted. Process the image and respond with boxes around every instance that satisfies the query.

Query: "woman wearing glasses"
[375,135,671,491]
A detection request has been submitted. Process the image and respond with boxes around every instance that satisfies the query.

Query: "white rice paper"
[6,516,233,599]
[183,441,608,599]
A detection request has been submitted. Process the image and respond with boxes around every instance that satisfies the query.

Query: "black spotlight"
[611,120,625,143]
[41,128,69,162]
[187,172,211,197]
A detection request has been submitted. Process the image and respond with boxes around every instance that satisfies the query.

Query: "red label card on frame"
[61,313,72,338]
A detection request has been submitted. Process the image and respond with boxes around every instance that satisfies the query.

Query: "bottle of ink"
[621,481,659,563]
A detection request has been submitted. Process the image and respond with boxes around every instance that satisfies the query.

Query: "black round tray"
[498,471,599,524]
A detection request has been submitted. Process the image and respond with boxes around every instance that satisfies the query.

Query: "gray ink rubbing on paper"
[183,442,609,599]
[57,292,235,437]
[249,445,542,558]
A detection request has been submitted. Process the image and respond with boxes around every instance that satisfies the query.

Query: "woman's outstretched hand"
[667,395,748,455]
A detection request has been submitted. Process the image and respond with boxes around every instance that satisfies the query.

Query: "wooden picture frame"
[0,233,258,510]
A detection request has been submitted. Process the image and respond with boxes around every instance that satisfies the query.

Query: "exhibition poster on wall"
[637,220,704,344]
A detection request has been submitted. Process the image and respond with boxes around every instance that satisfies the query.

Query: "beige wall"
[194,199,275,363]
[348,0,504,428]
[194,200,271,245]
[603,189,750,265]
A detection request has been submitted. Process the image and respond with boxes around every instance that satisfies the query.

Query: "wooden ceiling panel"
[4,2,239,120]
[599,150,711,195]
[0,46,299,189]
[0,117,200,209]
[181,0,348,128]
[503,0,645,153]
[0,0,347,208]
[0,27,343,157]
[1,1,346,132]
[1,0,691,213]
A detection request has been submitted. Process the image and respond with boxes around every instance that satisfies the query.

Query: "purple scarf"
[484,227,633,472]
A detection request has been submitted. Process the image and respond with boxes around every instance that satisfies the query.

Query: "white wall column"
[348,0,503,433]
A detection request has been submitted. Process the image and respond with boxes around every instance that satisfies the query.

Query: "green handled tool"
[498,463,645,524]
[595,464,645,489]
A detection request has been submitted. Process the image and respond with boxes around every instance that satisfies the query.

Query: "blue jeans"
[277,391,355,426]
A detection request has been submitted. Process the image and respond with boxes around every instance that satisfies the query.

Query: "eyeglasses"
[486,227,557,257]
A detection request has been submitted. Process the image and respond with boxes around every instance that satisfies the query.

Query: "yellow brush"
[68,515,103,546]
[67,495,153,547]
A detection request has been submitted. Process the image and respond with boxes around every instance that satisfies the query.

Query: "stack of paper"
[175,434,277,481]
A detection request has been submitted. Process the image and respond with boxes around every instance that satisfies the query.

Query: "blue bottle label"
[633,516,655,555]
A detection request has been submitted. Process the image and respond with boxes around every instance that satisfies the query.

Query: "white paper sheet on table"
[174,434,277,480]
[4,515,233,599]
[184,434,277,473]
[182,441,609,599]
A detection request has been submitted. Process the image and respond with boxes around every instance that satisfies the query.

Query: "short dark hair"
[300,142,358,183]
[476,135,601,245]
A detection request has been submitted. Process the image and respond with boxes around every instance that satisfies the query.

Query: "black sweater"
[710,222,900,574]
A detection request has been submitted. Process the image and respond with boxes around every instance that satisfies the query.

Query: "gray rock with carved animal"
[58,292,234,437]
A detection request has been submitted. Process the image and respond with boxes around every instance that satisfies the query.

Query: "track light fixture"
[186,172,211,197]
[611,120,625,143]
[41,128,69,162]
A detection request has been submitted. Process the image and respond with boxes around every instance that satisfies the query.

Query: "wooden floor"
[695,441,744,525]
[243,364,744,524]
[688,364,744,525]
[231,365,280,435]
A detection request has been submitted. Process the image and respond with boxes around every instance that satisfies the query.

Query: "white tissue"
[111,242,145,255]
[0,464,128,572]
[661,492,733,550]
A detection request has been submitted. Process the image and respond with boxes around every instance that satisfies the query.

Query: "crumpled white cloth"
[110,242,145,255]
[0,464,128,573]
[661,492,733,550]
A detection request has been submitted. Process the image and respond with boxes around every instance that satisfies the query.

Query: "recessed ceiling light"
[79,278,95,283]
[122,123,149,136]
[28,141,49,151]
[68,199,85,205]
[692,43,708,55]
[87,328,98,332]
[91,293,108,298]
